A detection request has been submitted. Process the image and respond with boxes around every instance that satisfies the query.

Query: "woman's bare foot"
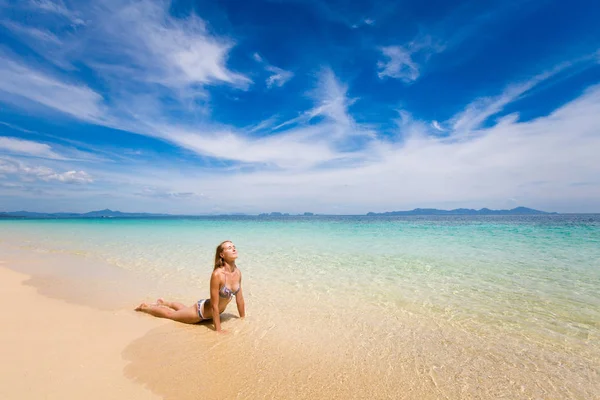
[134,303,148,312]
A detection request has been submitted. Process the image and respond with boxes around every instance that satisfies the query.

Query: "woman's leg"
[135,303,200,324]
[156,298,186,311]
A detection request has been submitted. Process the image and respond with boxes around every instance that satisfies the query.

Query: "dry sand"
[0,263,161,400]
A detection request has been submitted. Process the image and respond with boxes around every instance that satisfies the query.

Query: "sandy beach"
[0,252,390,400]
[0,246,434,400]
[1,217,598,400]
[0,263,162,399]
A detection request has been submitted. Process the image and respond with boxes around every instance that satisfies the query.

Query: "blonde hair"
[214,240,232,270]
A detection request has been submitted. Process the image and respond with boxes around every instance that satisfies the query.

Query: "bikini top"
[219,272,240,299]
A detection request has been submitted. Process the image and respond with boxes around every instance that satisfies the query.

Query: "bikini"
[197,273,240,320]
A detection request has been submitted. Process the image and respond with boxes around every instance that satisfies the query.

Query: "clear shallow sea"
[1,215,599,398]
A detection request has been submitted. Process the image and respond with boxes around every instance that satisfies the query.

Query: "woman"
[135,240,245,333]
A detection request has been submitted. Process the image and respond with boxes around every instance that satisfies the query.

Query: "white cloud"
[351,18,375,29]
[43,170,93,184]
[120,81,600,214]
[204,86,600,213]
[3,0,250,105]
[377,46,420,82]
[0,56,105,121]
[0,3,598,213]
[308,69,355,128]
[4,75,599,214]
[0,122,38,134]
[0,136,64,159]
[89,0,250,90]
[448,57,599,134]
[451,67,565,133]
[265,65,294,88]
[135,187,205,200]
[252,53,263,63]
[0,126,115,163]
[0,157,93,184]
[262,69,374,155]
[151,124,341,169]
[28,0,85,25]
[0,21,63,44]
[377,36,445,82]
[134,69,370,169]
[431,121,445,132]
[253,52,293,89]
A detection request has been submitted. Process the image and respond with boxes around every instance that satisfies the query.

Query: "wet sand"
[0,247,431,400]
[1,244,597,399]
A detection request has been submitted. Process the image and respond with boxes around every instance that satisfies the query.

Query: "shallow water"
[1,215,599,398]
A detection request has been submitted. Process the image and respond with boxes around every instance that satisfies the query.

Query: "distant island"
[0,209,170,219]
[0,206,558,219]
[366,207,555,216]
[0,209,318,218]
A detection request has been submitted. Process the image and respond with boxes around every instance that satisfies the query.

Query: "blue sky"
[0,0,599,214]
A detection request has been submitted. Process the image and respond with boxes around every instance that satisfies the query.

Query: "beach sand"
[1,243,596,399]
[0,259,396,400]
[0,263,162,399]
[0,247,427,400]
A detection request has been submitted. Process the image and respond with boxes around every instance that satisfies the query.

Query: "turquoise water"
[1,215,599,398]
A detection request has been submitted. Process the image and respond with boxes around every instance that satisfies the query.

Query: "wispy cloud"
[351,17,375,29]
[265,66,294,88]
[377,46,420,82]
[45,169,93,183]
[4,73,599,213]
[0,136,65,159]
[431,121,445,132]
[138,69,368,170]
[149,123,340,169]
[203,84,600,213]
[135,187,206,200]
[88,0,250,90]
[0,56,105,121]
[307,69,356,128]
[0,20,62,44]
[0,0,257,129]
[377,36,445,83]
[450,59,590,134]
[4,0,251,108]
[276,69,360,131]
[0,157,93,184]
[28,0,85,25]
[253,52,293,89]
[0,1,598,213]
[0,121,39,134]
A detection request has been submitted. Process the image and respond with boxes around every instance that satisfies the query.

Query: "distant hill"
[0,207,558,219]
[366,207,555,216]
[0,209,170,218]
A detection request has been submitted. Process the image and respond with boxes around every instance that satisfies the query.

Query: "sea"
[1,214,599,399]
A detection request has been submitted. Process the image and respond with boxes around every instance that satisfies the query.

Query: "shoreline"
[0,245,439,399]
[1,237,598,399]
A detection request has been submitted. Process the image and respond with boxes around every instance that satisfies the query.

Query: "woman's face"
[221,242,238,261]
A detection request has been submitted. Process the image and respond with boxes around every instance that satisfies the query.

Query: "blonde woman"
[135,240,245,333]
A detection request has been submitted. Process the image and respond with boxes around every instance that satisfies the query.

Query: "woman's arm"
[235,272,245,318]
[209,270,223,332]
